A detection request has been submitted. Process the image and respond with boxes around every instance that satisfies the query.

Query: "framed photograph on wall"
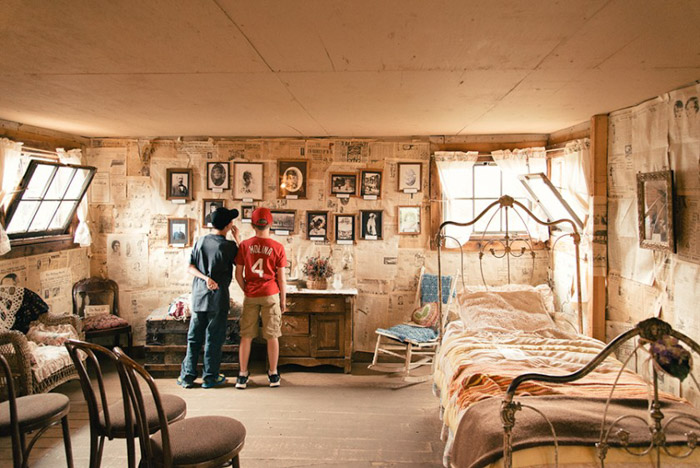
[330,173,357,197]
[397,162,421,193]
[241,204,255,223]
[168,218,190,247]
[335,214,355,244]
[360,210,382,240]
[202,199,225,227]
[360,170,382,199]
[166,168,194,201]
[270,209,296,234]
[397,206,421,235]
[206,162,230,191]
[278,160,308,199]
[233,162,263,200]
[307,211,329,241]
[637,170,675,252]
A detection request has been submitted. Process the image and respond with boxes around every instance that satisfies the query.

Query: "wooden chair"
[0,353,73,468]
[368,268,457,380]
[72,277,133,355]
[113,347,246,468]
[65,340,187,468]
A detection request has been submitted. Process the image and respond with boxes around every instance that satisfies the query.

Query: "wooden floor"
[0,362,445,467]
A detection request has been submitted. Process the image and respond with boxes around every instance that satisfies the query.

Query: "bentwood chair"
[65,340,186,468]
[0,354,73,468]
[113,347,246,468]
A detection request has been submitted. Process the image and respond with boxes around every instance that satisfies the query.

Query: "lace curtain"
[0,138,25,255]
[434,151,479,246]
[491,147,549,240]
[57,148,92,246]
[562,139,591,221]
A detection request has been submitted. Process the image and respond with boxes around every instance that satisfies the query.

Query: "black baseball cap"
[211,207,239,229]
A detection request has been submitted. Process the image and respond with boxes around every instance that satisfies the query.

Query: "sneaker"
[202,374,227,389]
[176,377,194,389]
[235,373,249,389]
[268,372,281,387]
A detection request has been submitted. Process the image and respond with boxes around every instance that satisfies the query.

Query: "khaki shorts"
[240,295,282,340]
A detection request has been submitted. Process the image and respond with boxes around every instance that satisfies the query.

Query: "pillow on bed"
[463,284,555,315]
[457,289,554,331]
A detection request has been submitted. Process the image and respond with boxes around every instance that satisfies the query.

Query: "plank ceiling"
[1,0,699,138]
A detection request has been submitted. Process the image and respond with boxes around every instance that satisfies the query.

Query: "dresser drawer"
[286,296,346,313]
[279,336,310,356]
[281,314,309,336]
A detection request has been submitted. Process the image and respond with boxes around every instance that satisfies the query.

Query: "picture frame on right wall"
[397,162,421,193]
[637,170,675,252]
[233,162,263,200]
[360,210,382,240]
[360,170,382,199]
[335,214,355,244]
[397,206,421,235]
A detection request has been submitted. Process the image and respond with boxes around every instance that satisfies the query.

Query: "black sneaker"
[235,373,249,389]
[268,372,281,387]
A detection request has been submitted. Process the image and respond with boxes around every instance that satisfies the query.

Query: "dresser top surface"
[287,287,358,296]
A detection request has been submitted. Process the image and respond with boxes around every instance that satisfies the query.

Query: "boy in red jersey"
[234,207,287,388]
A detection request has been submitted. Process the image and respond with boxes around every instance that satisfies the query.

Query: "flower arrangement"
[302,255,334,280]
[649,335,691,381]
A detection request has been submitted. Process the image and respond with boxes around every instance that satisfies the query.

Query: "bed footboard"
[500,317,700,468]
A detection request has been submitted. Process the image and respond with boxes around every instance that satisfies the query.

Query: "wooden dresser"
[279,289,357,373]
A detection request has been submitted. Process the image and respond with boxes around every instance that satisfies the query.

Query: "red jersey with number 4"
[235,236,287,297]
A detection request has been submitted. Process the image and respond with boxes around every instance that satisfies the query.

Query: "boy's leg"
[238,337,253,373]
[260,295,282,386]
[267,337,279,374]
[238,296,260,375]
[179,312,207,385]
[202,309,228,384]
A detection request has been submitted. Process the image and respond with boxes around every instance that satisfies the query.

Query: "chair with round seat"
[113,347,246,468]
[0,353,73,468]
[65,340,187,468]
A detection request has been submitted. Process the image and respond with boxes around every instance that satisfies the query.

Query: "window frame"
[3,159,96,241]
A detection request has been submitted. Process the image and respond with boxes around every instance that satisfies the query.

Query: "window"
[446,162,532,234]
[4,160,95,240]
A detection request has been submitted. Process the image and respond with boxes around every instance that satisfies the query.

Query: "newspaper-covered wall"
[607,82,700,405]
[86,137,547,349]
[0,247,90,317]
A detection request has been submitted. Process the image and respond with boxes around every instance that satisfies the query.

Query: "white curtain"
[561,139,591,222]
[435,151,479,247]
[492,147,549,240]
[58,148,92,246]
[0,138,25,255]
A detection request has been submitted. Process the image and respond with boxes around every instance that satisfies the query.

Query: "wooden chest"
[278,289,356,373]
[144,308,241,377]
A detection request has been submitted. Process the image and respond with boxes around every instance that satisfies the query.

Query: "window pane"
[473,165,501,198]
[28,201,60,232]
[6,201,40,233]
[503,173,527,197]
[64,169,89,199]
[474,199,501,232]
[45,167,76,200]
[48,201,78,231]
[506,203,529,232]
[23,165,56,199]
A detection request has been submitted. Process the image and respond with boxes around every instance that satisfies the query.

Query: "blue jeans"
[179,310,227,384]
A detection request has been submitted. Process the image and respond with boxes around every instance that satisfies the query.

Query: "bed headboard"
[435,195,584,333]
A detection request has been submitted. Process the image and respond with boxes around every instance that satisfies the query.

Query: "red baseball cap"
[251,207,273,228]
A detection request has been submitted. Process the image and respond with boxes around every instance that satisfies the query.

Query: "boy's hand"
[206,277,219,290]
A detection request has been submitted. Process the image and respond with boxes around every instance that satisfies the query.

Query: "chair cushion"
[84,314,129,331]
[101,393,186,435]
[0,393,69,435]
[26,322,80,346]
[150,416,245,465]
[411,302,439,328]
[376,324,439,344]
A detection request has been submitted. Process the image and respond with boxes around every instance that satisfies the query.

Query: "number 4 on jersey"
[252,258,264,278]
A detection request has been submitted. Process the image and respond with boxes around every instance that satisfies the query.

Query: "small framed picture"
[233,162,263,200]
[270,210,296,234]
[360,170,382,198]
[202,199,225,227]
[241,204,255,223]
[335,214,355,244]
[166,168,194,201]
[278,160,308,199]
[330,173,357,197]
[397,163,422,193]
[360,210,383,240]
[206,162,230,191]
[168,218,190,246]
[637,170,675,252]
[307,211,329,241]
[397,206,421,235]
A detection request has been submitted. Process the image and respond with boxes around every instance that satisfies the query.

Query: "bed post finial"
[501,399,521,468]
